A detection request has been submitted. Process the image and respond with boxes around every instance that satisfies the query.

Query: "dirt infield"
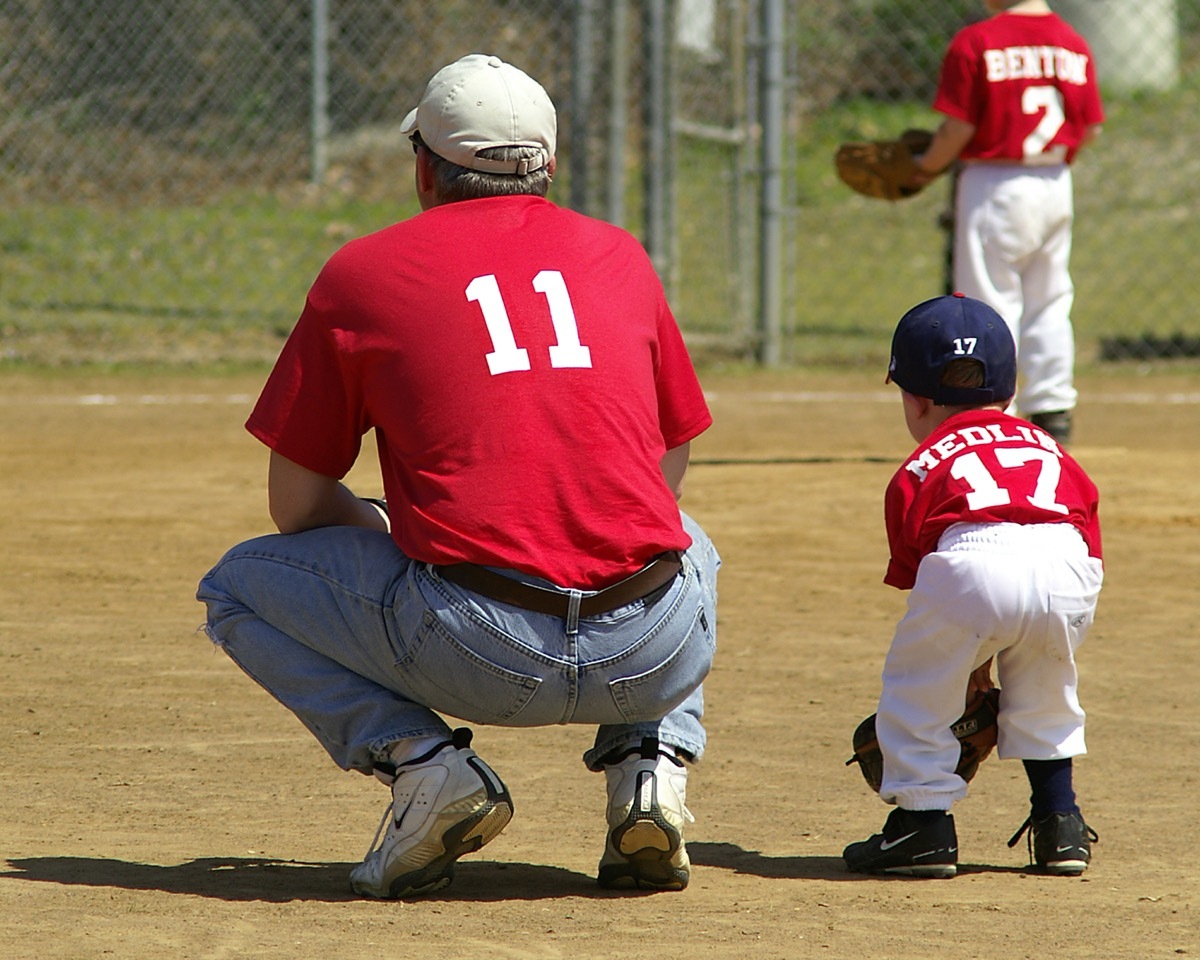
[2,366,1197,959]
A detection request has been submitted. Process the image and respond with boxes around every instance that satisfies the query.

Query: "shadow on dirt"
[688,842,1031,880]
[1,856,612,902]
[4,848,1034,900]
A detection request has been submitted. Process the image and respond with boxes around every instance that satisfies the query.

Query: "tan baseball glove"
[834,129,935,201]
[846,687,1001,792]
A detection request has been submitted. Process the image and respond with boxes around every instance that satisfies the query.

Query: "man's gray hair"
[420,138,552,202]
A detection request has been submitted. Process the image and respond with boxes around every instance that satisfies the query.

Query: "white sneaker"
[597,738,693,890]
[349,728,512,899]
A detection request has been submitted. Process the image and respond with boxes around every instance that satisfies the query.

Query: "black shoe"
[1008,811,1097,876]
[843,808,958,878]
[1029,410,1073,446]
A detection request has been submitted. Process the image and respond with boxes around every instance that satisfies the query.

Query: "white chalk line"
[0,389,1197,407]
[2,393,257,406]
[706,390,1200,405]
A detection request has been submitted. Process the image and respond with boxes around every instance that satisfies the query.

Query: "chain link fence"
[2,0,1198,368]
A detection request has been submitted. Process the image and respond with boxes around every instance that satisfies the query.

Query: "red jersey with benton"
[934,12,1104,163]
[248,194,712,589]
[884,409,1102,589]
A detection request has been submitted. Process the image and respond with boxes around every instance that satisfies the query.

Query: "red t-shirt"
[884,410,1102,589]
[248,195,712,588]
[933,12,1104,163]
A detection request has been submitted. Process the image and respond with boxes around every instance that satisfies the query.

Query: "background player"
[197,54,719,899]
[909,0,1105,445]
[843,293,1104,878]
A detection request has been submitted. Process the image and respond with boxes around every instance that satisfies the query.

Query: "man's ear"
[414,148,439,209]
[415,148,435,193]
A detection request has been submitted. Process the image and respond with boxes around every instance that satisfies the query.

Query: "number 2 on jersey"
[949,448,1069,515]
[1021,85,1066,159]
[466,271,593,376]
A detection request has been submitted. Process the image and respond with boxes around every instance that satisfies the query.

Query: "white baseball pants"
[954,163,1078,417]
[876,521,1103,811]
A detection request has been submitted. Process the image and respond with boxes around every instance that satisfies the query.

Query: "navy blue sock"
[1023,759,1078,818]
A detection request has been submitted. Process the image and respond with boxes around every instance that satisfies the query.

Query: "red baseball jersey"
[248,194,712,588]
[884,409,1102,589]
[933,12,1104,163]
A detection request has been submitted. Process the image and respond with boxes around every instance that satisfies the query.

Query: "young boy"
[909,0,1105,445]
[843,293,1103,878]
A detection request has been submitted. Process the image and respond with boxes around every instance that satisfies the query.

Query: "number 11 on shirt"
[466,271,593,376]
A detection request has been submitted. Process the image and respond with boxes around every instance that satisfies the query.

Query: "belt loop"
[566,589,582,635]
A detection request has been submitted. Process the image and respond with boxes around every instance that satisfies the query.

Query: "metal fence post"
[606,0,630,228]
[310,0,330,184]
[735,0,757,358]
[643,0,672,281]
[570,0,596,214]
[757,0,784,366]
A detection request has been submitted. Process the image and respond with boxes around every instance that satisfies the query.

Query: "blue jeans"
[196,512,719,774]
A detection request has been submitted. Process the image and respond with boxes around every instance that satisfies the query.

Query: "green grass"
[0,190,420,369]
[3,69,1199,371]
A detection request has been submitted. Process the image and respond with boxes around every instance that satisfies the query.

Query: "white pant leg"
[876,550,995,811]
[953,166,1078,417]
[1012,169,1077,416]
[994,547,1101,759]
[877,523,1102,810]
[954,166,1025,330]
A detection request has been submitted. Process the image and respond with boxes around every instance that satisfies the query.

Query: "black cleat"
[1029,410,1073,446]
[1008,810,1097,876]
[843,808,958,878]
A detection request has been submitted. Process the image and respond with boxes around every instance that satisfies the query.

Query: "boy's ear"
[903,390,933,418]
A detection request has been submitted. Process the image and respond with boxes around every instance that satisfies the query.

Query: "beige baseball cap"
[400,54,557,176]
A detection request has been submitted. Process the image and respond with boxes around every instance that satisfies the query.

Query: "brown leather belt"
[435,552,683,618]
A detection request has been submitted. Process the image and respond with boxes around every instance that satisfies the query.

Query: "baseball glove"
[834,129,935,201]
[846,687,1001,793]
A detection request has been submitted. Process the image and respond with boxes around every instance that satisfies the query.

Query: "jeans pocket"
[395,610,542,724]
[607,604,713,723]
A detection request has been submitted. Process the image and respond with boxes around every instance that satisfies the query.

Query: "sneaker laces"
[361,804,394,864]
[359,731,463,862]
[1007,813,1100,860]
[1006,816,1033,850]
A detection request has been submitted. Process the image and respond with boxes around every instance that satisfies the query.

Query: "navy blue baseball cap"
[886,293,1017,405]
